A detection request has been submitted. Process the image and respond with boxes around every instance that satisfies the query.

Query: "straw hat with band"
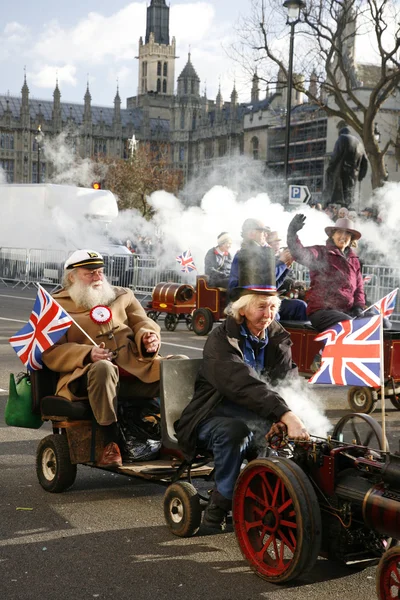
[325,218,361,241]
[230,244,277,301]
[64,249,105,270]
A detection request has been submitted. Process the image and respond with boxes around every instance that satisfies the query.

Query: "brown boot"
[97,442,122,468]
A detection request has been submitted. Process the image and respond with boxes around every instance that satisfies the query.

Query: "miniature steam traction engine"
[231,413,400,598]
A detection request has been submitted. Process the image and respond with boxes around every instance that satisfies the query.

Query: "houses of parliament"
[0,0,255,186]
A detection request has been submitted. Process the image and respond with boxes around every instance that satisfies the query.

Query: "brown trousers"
[84,360,160,426]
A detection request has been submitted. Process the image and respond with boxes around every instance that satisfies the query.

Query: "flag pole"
[379,309,387,453]
[37,283,99,347]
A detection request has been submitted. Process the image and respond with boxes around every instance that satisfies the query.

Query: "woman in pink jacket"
[287,215,365,332]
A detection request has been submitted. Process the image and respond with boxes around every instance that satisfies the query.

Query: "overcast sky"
[0,0,254,108]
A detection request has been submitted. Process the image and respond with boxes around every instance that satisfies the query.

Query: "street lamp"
[35,125,44,184]
[283,0,305,181]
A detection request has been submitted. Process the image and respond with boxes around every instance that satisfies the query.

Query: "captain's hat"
[64,249,104,270]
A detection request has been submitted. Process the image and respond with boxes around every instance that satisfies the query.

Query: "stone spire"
[20,70,30,128]
[114,84,121,123]
[216,84,223,110]
[83,82,92,123]
[52,78,62,132]
[231,83,238,106]
[251,71,260,103]
[309,70,318,98]
[146,0,170,45]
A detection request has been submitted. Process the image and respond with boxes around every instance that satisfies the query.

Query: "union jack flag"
[176,249,197,273]
[370,288,398,318]
[9,286,72,370]
[309,315,381,387]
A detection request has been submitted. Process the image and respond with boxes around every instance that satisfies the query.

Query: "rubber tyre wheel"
[233,457,322,583]
[192,308,213,336]
[332,412,389,452]
[390,395,400,410]
[347,386,375,414]
[376,545,400,599]
[147,311,158,322]
[186,315,193,331]
[163,482,202,537]
[36,434,77,493]
[164,314,178,332]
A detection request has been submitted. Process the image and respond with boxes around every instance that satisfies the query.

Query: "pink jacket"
[288,237,365,316]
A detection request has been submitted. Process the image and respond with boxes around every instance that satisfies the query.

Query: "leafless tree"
[233,0,400,189]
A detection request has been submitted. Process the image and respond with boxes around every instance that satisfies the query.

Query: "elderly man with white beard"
[42,249,163,468]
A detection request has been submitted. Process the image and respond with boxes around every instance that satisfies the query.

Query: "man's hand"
[265,421,287,443]
[142,332,160,354]
[91,342,113,362]
[280,411,310,440]
[288,214,306,236]
[279,248,293,267]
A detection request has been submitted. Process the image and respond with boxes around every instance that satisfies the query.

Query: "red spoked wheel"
[377,546,400,599]
[233,457,322,583]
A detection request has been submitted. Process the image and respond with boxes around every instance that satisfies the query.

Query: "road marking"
[161,341,202,352]
[0,317,26,323]
[0,317,202,351]
[0,294,35,301]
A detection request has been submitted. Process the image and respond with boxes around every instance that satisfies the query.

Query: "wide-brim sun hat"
[64,249,105,270]
[325,217,361,241]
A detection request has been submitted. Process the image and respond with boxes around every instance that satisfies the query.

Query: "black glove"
[351,306,364,318]
[288,214,306,236]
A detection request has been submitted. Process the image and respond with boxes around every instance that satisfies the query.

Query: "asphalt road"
[0,283,399,600]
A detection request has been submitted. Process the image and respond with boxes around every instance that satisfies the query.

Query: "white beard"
[68,277,116,310]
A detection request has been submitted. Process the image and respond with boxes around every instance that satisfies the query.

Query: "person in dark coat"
[204,232,233,288]
[175,244,309,530]
[228,218,290,293]
[287,214,366,370]
[324,127,368,208]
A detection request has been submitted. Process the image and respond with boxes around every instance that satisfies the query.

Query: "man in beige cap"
[204,232,233,288]
[42,249,163,468]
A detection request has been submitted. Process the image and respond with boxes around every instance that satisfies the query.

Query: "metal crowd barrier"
[0,247,185,295]
[1,248,398,321]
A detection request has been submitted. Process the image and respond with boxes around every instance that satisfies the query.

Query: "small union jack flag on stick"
[176,249,197,273]
[9,285,73,370]
[309,315,381,388]
[369,288,398,318]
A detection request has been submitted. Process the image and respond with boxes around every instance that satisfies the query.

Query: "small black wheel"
[147,311,158,322]
[164,314,178,331]
[347,386,375,414]
[390,395,400,410]
[36,434,77,493]
[163,482,202,537]
[186,315,193,331]
[332,413,389,452]
[192,308,213,336]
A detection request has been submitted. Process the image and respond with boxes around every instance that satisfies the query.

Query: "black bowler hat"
[230,244,277,301]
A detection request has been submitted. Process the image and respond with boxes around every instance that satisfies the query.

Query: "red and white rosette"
[90,305,112,325]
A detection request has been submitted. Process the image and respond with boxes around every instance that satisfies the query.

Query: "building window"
[94,139,107,156]
[251,136,259,160]
[192,111,197,131]
[0,159,14,182]
[143,61,147,77]
[157,61,162,76]
[218,139,227,157]
[184,80,188,94]
[31,162,45,183]
[191,80,195,94]
[163,79,167,94]
[180,110,185,130]
[157,78,161,92]
[163,62,168,77]
[179,145,185,162]
[0,133,14,149]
